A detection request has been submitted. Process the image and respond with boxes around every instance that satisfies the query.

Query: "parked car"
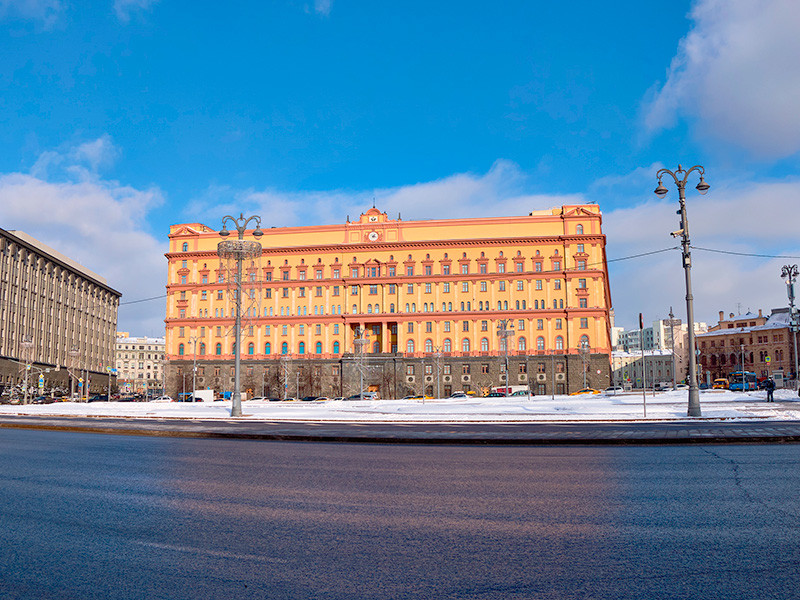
[300,396,318,402]
[449,392,468,398]
[675,383,689,390]
[152,395,173,402]
[604,386,624,394]
[485,392,505,397]
[87,394,107,402]
[250,396,268,402]
[332,397,346,402]
[510,390,531,397]
[314,397,331,402]
[345,392,379,400]
[569,388,601,396]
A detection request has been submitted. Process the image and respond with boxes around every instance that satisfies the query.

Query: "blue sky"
[1,0,799,336]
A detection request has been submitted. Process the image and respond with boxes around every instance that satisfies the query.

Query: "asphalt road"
[2,429,800,599]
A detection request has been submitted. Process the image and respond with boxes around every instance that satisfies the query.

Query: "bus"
[729,371,758,391]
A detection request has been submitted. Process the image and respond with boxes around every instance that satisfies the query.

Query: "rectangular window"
[536,280,543,290]
[578,278,587,289]
[265,325,271,335]
[315,324,322,335]
[554,280,561,290]
[424,364,433,375]
[444,321,451,332]
[479,263,487,274]
[517,281,524,291]
[282,271,289,280]
[201,290,207,300]
[406,266,414,276]
[180,275,187,284]
[333,324,339,334]
[481,364,489,374]
[282,325,288,335]
[481,320,488,331]
[498,263,505,273]
[351,267,359,278]
[498,281,506,291]
[580,318,588,329]
[265,272,272,281]
[577,260,587,270]
[333,286,340,296]
[201,275,208,284]
[518,320,525,331]
[369,285,378,295]
[519,363,527,374]
[443,265,450,275]
[425,283,432,294]
[516,262,524,273]
[461,264,469,274]
[315,287,323,297]
[299,325,305,335]
[462,282,469,292]
[216,327,222,337]
[388,266,396,277]
[535,262,542,272]
[462,321,469,332]
[463,364,470,374]
[537,319,543,330]
[282,288,289,298]
[407,322,414,333]
[426,322,433,333]
[265,289,272,299]
[424,265,432,276]
[553,260,561,271]
[299,287,305,297]
[179,327,185,337]
[577,244,584,253]
[407,284,414,294]
[333,269,340,278]
[443,364,451,375]
[299,271,306,280]
[316,270,323,279]
[388,284,396,294]
[406,365,415,375]
[556,319,562,330]
[351,285,359,295]
[443,282,451,293]
[579,298,587,308]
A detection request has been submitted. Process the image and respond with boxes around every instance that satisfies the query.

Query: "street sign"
[766,356,771,363]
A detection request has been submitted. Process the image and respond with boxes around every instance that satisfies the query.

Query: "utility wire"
[120,294,167,306]
[691,246,800,259]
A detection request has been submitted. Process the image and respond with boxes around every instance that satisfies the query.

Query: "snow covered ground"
[1,388,798,422]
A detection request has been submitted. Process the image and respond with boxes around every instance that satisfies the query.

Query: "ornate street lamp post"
[497,319,515,396]
[218,213,263,417]
[781,264,799,394]
[655,164,710,417]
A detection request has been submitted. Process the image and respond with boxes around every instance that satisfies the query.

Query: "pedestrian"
[765,377,775,402]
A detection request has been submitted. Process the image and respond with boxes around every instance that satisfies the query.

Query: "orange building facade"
[164,206,613,398]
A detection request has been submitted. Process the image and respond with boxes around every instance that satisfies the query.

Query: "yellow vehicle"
[569,388,602,396]
[712,378,729,390]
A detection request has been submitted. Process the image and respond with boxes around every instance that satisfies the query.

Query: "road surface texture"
[4,415,800,444]
[1,429,799,599]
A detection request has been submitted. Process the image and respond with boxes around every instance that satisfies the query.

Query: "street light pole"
[497,319,515,396]
[218,213,264,417]
[189,335,199,401]
[781,265,799,394]
[655,164,710,417]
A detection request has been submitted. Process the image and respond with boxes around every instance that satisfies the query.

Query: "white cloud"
[604,177,800,329]
[0,0,63,29]
[114,0,158,23]
[0,142,167,336]
[189,160,584,228]
[643,0,800,158]
[314,0,331,16]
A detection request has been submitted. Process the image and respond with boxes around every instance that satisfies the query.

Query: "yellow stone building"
[164,206,612,398]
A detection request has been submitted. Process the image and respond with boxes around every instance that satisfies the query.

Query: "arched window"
[580,335,590,349]
[352,304,358,313]
[522,300,526,309]
[182,242,188,252]
[375,304,380,313]
[576,224,584,234]
[248,342,254,355]
[481,338,489,351]
[412,303,416,312]
[407,339,415,353]
[555,336,564,350]
[503,301,508,310]
[215,343,222,355]
[406,303,410,312]
[461,302,465,311]
[518,336,526,351]
[299,342,305,355]
[265,342,271,354]
[537,336,545,351]
[425,339,433,353]
[316,341,322,354]
[448,302,452,311]
[390,303,395,313]
[479,301,484,310]
[516,300,520,310]
[442,302,447,311]
[498,301,502,310]
[178,343,185,356]
[199,342,206,355]
[535,300,539,309]
[281,342,288,355]
[443,338,452,352]
[367,305,373,314]
[333,341,340,354]
[467,302,471,311]
[462,338,471,352]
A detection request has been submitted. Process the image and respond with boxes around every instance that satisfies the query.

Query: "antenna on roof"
[372,197,376,209]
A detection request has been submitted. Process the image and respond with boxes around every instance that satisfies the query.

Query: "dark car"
[87,394,107,402]
[300,396,317,402]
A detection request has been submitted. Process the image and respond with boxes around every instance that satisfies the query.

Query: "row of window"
[176,334,592,357]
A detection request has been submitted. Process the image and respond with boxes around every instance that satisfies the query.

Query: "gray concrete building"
[0,228,121,399]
